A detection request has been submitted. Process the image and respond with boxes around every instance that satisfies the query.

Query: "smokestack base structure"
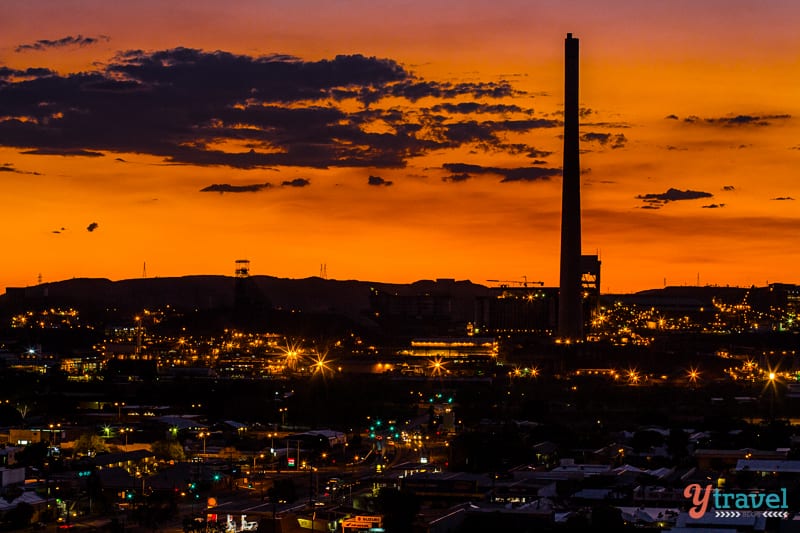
[557,33,583,341]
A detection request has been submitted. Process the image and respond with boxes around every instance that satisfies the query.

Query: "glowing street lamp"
[429,357,446,377]
[312,354,332,376]
[688,367,700,387]
[253,453,265,472]
[114,401,125,422]
[120,427,131,448]
[198,431,209,456]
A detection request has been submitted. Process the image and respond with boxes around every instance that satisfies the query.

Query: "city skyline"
[2,1,800,293]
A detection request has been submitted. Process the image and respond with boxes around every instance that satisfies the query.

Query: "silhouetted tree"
[151,439,186,461]
[74,433,109,456]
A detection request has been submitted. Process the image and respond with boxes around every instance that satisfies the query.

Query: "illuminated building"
[399,337,497,361]
[475,286,558,335]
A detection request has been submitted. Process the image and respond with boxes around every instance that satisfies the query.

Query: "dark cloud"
[702,204,726,209]
[441,118,560,145]
[772,196,795,201]
[0,67,56,80]
[475,142,552,159]
[22,148,104,157]
[665,114,679,120]
[709,114,791,126]
[387,79,521,101]
[722,185,736,191]
[580,132,627,149]
[526,148,553,158]
[636,188,714,205]
[442,173,471,183]
[442,163,560,183]
[0,48,541,169]
[86,222,99,232]
[368,175,393,186]
[281,178,310,187]
[666,145,688,151]
[0,163,41,175]
[16,35,110,52]
[582,121,631,129]
[199,183,273,193]
[430,103,529,114]
[677,113,791,127]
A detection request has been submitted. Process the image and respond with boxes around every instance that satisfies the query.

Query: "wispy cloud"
[0,163,41,175]
[580,132,627,149]
[15,34,110,52]
[636,187,713,209]
[22,148,105,157]
[200,183,273,194]
[675,113,791,127]
[442,163,560,183]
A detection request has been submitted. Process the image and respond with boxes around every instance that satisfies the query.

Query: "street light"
[768,371,778,420]
[114,402,125,422]
[198,431,209,457]
[48,423,61,446]
[253,453,264,472]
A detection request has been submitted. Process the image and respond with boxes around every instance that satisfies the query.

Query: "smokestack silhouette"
[558,33,583,340]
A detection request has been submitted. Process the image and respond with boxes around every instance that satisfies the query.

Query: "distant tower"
[233,259,270,326]
[558,33,583,341]
[235,259,251,278]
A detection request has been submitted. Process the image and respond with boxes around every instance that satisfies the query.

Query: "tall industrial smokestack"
[558,33,583,341]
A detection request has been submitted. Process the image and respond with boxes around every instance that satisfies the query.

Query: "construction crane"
[486,276,544,288]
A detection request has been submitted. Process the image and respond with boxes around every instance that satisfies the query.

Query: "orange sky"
[1,1,799,293]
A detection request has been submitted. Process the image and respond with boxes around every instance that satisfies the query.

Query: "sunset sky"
[2,0,799,293]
